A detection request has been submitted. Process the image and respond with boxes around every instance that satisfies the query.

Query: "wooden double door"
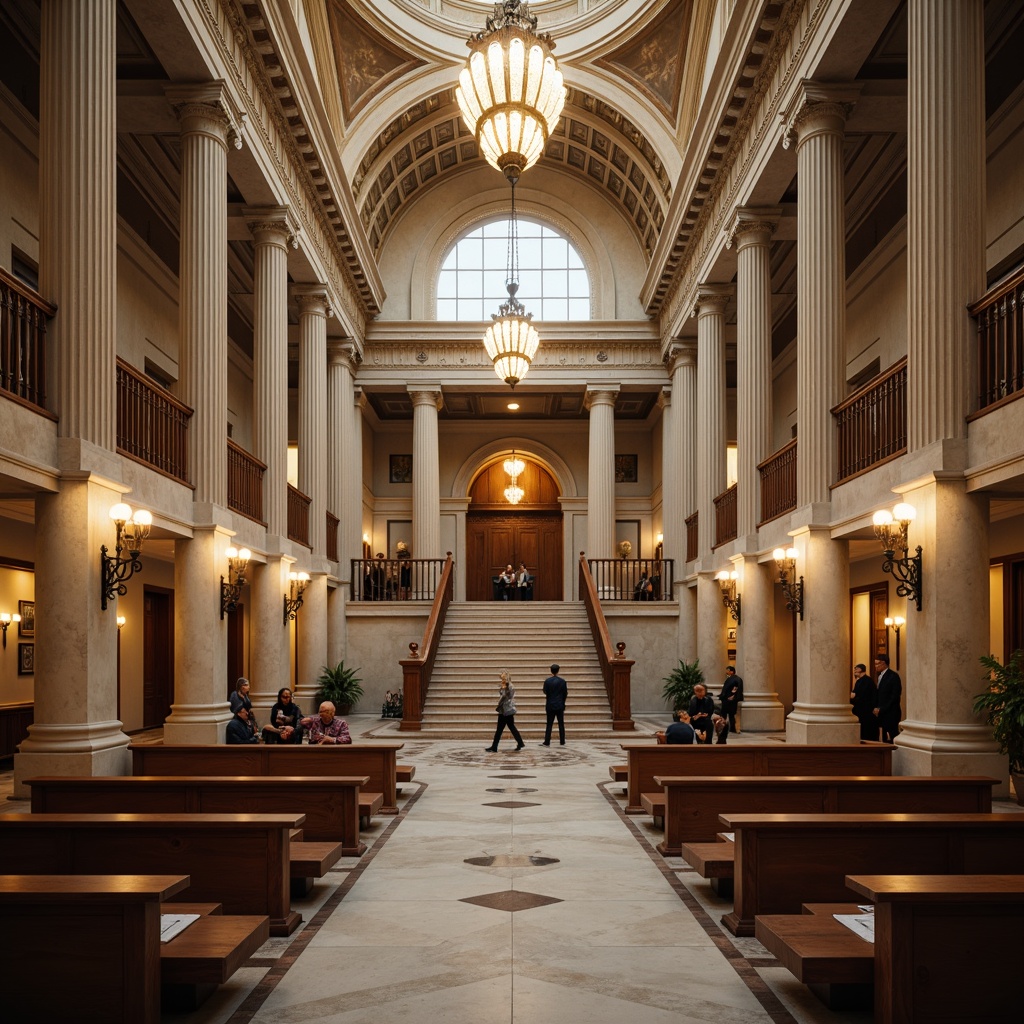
[466,512,563,601]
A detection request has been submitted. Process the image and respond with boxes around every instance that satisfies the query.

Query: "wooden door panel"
[143,588,174,729]
[466,514,562,600]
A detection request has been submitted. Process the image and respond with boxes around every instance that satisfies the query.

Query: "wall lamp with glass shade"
[101,503,152,610]
[283,571,310,624]
[772,546,804,619]
[221,546,252,619]
[0,612,20,649]
[872,502,922,611]
[715,569,742,624]
[884,615,905,670]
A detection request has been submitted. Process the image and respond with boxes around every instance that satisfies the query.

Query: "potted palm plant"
[973,649,1024,805]
[316,660,364,715]
[662,658,704,712]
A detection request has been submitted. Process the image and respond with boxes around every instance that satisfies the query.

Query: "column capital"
[327,338,360,371]
[166,81,246,149]
[665,340,697,373]
[584,384,620,410]
[726,206,782,250]
[691,284,732,319]
[657,386,671,411]
[245,206,299,249]
[408,384,443,410]
[293,284,332,318]
[781,80,862,150]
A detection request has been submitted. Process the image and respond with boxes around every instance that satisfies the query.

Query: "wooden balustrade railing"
[969,264,1024,412]
[713,483,738,548]
[685,511,698,563]
[287,484,311,548]
[227,440,266,524]
[350,557,446,602]
[399,553,454,731]
[579,553,635,732]
[585,558,674,601]
[832,356,907,483]
[326,511,339,562]
[0,266,55,413]
[116,358,192,483]
[757,439,797,525]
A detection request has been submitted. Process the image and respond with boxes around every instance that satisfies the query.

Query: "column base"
[896,719,1008,795]
[13,721,130,796]
[163,703,233,746]
[739,696,786,733]
[785,702,860,745]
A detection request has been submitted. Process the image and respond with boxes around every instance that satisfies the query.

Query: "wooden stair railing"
[399,552,454,732]
[578,552,635,732]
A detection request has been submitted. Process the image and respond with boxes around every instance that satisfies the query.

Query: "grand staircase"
[416,602,616,739]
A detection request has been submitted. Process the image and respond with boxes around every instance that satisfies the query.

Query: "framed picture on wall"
[18,600,34,637]
[389,454,412,483]
[727,627,737,642]
[614,454,638,483]
[18,642,34,675]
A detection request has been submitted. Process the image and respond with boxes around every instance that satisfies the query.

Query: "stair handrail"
[578,552,636,731]
[398,551,454,731]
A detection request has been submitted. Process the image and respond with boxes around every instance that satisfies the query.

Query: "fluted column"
[696,571,726,690]
[673,343,699,660]
[409,386,443,559]
[249,209,294,540]
[694,286,730,558]
[729,208,779,539]
[585,386,619,560]
[736,555,784,731]
[295,286,330,558]
[898,0,1002,786]
[15,0,127,792]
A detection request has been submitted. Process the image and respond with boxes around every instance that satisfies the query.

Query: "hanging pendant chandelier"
[503,449,525,504]
[483,179,540,388]
[456,1,566,184]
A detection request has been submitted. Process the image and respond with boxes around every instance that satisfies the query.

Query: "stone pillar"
[696,571,726,691]
[673,344,698,660]
[409,385,443,559]
[585,386,619,560]
[729,208,780,540]
[897,0,1002,785]
[781,82,861,744]
[295,573,327,708]
[736,555,784,732]
[694,286,730,558]
[16,0,128,792]
[249,556,293,704]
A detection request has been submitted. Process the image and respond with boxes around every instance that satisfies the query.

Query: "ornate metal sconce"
[884,615,905,671]
[715,569,742,625]
[872,502,922,611]
[101,503,152,610]
[283,570,310,624]
[220,546,252,619]
[772,546,804,620]
[0,612,20,649]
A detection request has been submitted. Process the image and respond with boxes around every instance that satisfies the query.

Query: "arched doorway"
[465,457,563,601]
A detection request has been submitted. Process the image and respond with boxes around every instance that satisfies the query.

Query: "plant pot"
[1012,772,1024,806]
[336,703,352,716]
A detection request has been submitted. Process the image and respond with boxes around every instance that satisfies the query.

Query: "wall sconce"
[715,569,742,624]
[116,615,126,631]
[283,570,310,624]
[872,502,922,611]
[0,612,20,649]
[101,503,152,610]
[220,546,252,619]
[884,615,905,671]
[655,532,664,560]
[772,546,804,620]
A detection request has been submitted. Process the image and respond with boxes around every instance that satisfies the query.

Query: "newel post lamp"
[872,502,922,611]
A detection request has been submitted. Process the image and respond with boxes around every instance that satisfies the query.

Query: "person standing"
[873,653,902,743]
[688,683,716,744]
[498,564,515,600]
[486,671,524,752]
[850,663,878,741]
[540,663,567,746]
[719,666,744,734]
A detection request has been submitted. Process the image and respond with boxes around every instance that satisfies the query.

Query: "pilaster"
[696,571,727,694]
[736,554,785,732]
[585,385,620,560]
[409,385,443,559]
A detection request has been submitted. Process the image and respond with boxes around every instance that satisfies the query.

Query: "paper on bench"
[834,914,875,942]
[720,832,735,841]
[160,914,201,943]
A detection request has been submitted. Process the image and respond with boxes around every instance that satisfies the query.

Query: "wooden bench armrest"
[290,841,345,878]
[161,915,271,985]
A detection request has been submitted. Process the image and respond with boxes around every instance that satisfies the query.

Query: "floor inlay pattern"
[459,889,564,912]
[463,855,560,867]
[482,800,541,808]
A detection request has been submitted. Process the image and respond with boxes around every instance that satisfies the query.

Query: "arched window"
[436,219,591,321]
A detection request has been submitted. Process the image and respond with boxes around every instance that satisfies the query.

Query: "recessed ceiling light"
[507,402,520,411]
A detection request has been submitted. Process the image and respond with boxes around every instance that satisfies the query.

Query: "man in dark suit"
[873,653,902,743]
[540,664,568,746]
[851,663,878,740]
[688,683,716,744]
[719,666,744,734]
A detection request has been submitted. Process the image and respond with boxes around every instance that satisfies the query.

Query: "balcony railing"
[326,511,339,562]
[832,356,907,484]
[0,266,55,413]
[713,484,737,548]
[685,511,698,563]
[351,557,447,602]
[585,558,674,601]
[287,484,311,548]
[757,439,797,525]
[969,264,1024,412]
[227,441,266,524]
[116,358,192,484]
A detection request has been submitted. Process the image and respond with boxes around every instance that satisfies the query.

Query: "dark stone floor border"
[596,781,795,1024]
[225,781,429,1024]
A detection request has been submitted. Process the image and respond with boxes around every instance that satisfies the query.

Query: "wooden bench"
[609,764,628,783]
[397,764,415,783]
[360,790,384,827]
[640,792,665,825]
[676,841,734,897]
[130,742,405,814]
[718,811,1024,936]
[651,774,997,855]
[618,742,893,814]
[27,774,370,854]
[757,875,1024,1021]
[0,812,305,936]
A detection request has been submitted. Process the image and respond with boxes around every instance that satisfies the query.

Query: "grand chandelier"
[503,449,525,504]
[456,1,566,184]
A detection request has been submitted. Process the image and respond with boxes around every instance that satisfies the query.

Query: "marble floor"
[2,718,1019,1023]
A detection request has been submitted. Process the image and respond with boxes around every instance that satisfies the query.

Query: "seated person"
[515,562,533,600]
[633,571,654,601]
[300,700,352,745]
[688,683,716,744]
[498,564,515,600]
[663,709,696,744]
[712,712,730,745]
[262,686,302,744]
[226,705,259,744]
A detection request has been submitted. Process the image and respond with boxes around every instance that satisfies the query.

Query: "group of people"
[226,677,352,745]
[362,546,413,601]
[850,653,902,742]
[496,563,533,600]
[485,663,567,752]
[659,669,744,745]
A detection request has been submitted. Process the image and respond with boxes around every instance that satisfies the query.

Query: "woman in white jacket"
[485,670,525,752]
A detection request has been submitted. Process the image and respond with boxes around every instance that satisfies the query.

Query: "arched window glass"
[437,219,591,321]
